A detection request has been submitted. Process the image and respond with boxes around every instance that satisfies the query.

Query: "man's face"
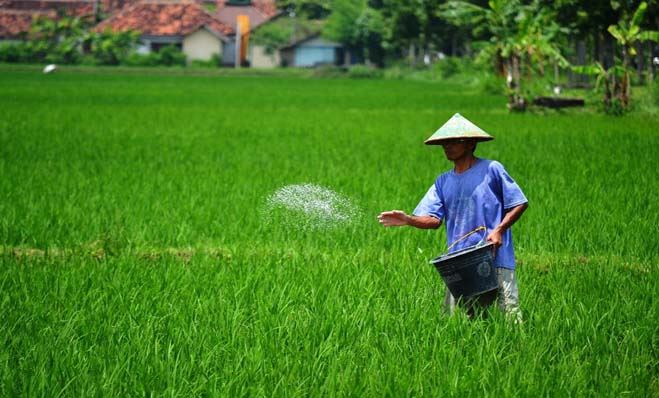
[440,139,475,161]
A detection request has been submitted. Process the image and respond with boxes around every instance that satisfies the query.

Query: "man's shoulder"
[435,169,452,183]
[482,159,506,172]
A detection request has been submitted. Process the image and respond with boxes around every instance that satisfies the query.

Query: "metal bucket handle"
[446,225,487,253]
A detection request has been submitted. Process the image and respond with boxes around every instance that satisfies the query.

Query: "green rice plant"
[0,67,657,396]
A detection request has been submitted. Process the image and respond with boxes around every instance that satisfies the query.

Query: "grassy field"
[1,67,658,396]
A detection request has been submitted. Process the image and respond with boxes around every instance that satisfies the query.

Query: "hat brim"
[424,136,495,145]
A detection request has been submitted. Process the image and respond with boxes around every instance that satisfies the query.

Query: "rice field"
[1,66,658,396]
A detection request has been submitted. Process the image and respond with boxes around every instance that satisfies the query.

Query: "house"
[248,15,344,69]
[215,0,276,28]
[212,0,278,65]
[279,33,343,68]
[0,0,126,41]
[0,0,294,67]
[94,0,233,64]
[0,0,94,18]
[0,0,129,22]
[0,9,48,41]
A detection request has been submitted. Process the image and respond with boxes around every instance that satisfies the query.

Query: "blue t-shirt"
[413,158,528,269]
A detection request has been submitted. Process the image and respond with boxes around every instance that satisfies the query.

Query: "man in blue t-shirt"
[378,113,528,320]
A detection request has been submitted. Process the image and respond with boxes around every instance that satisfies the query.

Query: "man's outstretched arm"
[378,210,442,229]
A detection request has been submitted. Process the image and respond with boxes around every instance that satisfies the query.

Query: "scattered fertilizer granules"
[263,183,361,230]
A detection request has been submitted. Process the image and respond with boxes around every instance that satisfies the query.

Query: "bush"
[435,57,461,79]
[121,52,159,67]
[0,42,51,63]
[347,64,382,79]
[79,54,99,66]
[0,43,23,63]
[603,97,627,116]
[478,74,505,95]
[190,54,220,68]
[311,65,347,78]
[88,29,140,65]
[157,45,186,67]
[382,65,405,80]
[120,46,186,67]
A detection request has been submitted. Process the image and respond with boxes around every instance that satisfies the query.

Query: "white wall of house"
[249,44,280,68]
[183,28,222,62]
[136,40,151,54]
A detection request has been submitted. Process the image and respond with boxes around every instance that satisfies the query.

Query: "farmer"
[378,113,528,320]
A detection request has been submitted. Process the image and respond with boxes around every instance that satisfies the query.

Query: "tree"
[324,0,385,66]
[607,1,659,106]
[440,0,568,111]
[86,29,141,65]
[28,14,88,64]
[276,0,332,19]
[381,0,424,64]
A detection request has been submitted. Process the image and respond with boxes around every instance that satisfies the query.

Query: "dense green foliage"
[0,69,657,396]
[0,16,188,67]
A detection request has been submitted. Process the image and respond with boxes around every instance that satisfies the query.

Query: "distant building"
[279,33,342,68]
[249,15,345,69]
[0,9,46,42]
[212,0,278,66]
[94,1,233,64]
[0,0,97,42]
[0,0,130,40]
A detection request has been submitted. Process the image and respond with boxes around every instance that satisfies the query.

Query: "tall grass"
[0,68,657,396]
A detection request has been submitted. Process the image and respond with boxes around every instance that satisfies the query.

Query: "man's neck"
[453,155,477,174]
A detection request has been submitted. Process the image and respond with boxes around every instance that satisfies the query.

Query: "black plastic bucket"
[429,242,498,299]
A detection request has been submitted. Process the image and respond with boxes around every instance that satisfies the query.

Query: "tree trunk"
[596,32,604,66]
[464,37,472,58]
[576,39,588,86]
[408,42,415,66]
[636,43,644,84]
[648,42,655,81]
[622,45,631,108]
[508,54,526,112]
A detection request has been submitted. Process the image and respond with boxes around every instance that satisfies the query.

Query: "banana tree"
[28,15,87,63]
[440,0,567,111]
[571,62,627,114]
[607,1,659,108]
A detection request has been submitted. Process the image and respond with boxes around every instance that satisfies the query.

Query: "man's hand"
[487,202,528,248]
[378,210,410,227]
[486,228,503,248]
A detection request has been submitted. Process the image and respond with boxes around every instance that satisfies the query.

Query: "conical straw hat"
[424,113,494,145]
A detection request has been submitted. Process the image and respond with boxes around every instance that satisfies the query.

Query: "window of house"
[227,0,251,5]
[151,42,182,52]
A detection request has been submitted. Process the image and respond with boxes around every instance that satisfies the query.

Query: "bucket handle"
[446,226,487,252]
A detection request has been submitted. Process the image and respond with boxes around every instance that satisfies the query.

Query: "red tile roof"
[0,9,53,38]
[0,0,127,15]
[251,0,276,17]
[99,0,127,15]
[0,0,111,38]
[215,5,273,31]
[0,0,94,17]
[94,0,233,37]
[215,0,276,18]
[213,0,277,32]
